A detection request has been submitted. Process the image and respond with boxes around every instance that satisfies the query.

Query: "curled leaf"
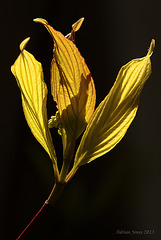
[73,40,155,168]
[11,38,58,168]
[34,18,96,142]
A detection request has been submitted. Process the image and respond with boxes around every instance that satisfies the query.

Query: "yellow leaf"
[11,38,58,167]
[72,18,84,32]
[34,18,96,141]
[73,40,155,168]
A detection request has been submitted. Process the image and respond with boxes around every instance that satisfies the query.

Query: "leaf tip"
[147,39,155,57]
[72,17,84,32]
[33,18,49,25]
[19,37,30,51]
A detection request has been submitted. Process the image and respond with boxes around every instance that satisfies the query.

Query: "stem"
[16,201,51,240]
[52,162,60,183]
[16,182,65,239]
[16,139,77,239]
[47,182,65,206]
[59,138,76,183]
[60,160,71,182]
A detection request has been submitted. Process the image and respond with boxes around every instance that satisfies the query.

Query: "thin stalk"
[47,182,65,206]
[52,162,60,183]
[16,201,51,240]
[16,139,77,239]
[16,182,64,239]
[59,159,71,183]
[59,138,76,183]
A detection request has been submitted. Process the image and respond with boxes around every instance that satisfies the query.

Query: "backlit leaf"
[11,38,57,165]
[34,18,96,141]
[73,40,155,168]
[72,18,84,32]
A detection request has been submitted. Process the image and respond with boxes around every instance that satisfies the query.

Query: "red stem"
[16,201,51,240]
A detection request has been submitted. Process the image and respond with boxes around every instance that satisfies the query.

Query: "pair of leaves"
[11,18,96,174]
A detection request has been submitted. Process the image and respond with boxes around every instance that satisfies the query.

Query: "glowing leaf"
[11,38,57,165]
[72,18,84,32]
[73,40,155,168]
[34,18,96,141]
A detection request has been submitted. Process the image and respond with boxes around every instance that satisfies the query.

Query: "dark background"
[1,0,161,239]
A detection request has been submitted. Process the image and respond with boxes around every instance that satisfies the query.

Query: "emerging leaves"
[11,18,155,185]
[72,40,155,169]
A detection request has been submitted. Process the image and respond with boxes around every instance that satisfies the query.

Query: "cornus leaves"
[11,18,154,194]
[12,19,155,239]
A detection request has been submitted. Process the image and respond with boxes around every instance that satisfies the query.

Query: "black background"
[1,0,161,239]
